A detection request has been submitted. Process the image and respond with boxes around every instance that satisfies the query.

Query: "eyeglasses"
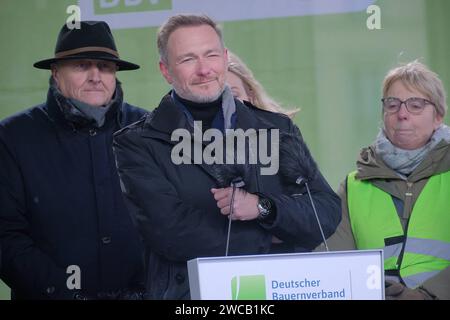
[381,97,435,115]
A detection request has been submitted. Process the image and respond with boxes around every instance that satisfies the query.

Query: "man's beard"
[172,81,224,103]
[187,90,224,103]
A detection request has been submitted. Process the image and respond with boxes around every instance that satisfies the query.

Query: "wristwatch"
[257,197,272,220]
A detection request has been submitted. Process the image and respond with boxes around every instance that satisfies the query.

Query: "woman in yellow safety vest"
[319,61,450,300]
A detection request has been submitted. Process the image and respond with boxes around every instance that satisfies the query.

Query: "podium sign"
[188,250,384,300]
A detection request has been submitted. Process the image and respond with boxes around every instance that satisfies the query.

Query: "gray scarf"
[375,125,450,177]
[67,98,113,128]
[191,85,236,131]
[51,78,115,128]
[221,85,236,130]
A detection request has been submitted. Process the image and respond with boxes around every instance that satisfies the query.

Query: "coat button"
[46,286,55,294]
[101,236,111,244]
[89,128,97,136]
[74,292,88,300]
[175,273,185,284]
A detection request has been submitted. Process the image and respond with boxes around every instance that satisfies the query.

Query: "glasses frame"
[381,97,436,115]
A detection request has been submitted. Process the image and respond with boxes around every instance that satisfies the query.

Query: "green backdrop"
[1,0,449,299]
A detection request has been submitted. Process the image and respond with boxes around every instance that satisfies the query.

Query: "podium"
[188,250,384,300]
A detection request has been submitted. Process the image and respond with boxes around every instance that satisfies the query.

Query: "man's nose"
[195,59,211,76]
[88,66,101,82]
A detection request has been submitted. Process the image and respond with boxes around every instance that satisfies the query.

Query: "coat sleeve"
[0,128,74,299]
[422,266,450,300]
[316,179,449,299]
[113,129,270,262]
[258,123,342,250]
[315,179,357,251]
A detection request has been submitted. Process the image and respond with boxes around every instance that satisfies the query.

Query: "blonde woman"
[322,61,450,300]
[227,51,298,118]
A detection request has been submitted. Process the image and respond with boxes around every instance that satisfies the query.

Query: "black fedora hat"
[34,21,139,71]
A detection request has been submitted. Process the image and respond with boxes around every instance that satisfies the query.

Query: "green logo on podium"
[231,275,266,300]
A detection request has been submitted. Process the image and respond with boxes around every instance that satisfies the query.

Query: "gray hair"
[157,14,224,64]
[382,61,447,117]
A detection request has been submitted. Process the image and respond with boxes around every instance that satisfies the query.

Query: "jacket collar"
[140,93,277,185]
[45,78,124,131]
[142,93,190,136]
[141,92,274,140]
[356,139,450,182]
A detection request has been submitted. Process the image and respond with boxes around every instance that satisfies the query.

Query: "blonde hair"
[382,60,447,117]
[228,51,299,118]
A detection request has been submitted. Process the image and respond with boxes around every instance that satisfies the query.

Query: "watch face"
[258,198,271,218]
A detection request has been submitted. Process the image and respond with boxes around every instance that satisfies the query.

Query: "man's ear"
[223,47,228,64]
[51,65,59,85]
[159,61,173,84]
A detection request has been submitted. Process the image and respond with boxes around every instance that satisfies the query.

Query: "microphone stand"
[297,177,329,252]
[225,178,245,256]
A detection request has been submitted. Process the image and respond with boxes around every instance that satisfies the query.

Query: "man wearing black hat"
[0,21,146,299]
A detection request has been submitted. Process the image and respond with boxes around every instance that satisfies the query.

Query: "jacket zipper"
[396,180,413,283]
[403,181,413,219]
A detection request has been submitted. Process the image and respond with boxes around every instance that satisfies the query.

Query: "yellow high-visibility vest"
[347,170,450,288]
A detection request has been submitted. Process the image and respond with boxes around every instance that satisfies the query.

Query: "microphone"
[279,131,329,251]
[210,162,249,189]
[210,161,250,256]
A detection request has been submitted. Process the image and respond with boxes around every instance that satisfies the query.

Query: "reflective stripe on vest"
[347,170,450,288]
